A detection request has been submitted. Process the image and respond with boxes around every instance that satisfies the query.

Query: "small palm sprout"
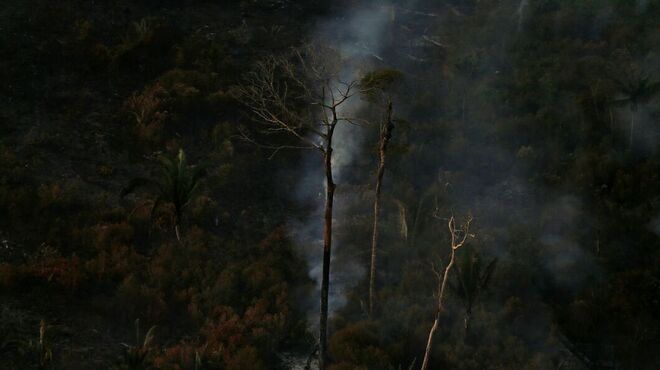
[119,319,157,370]
[610,69,660,149]
[450,249,497,333]
[121,149,206,242]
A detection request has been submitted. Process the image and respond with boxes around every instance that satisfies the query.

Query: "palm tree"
[611,70,660,149]
[450,249,497,333]
[121,149,206,242]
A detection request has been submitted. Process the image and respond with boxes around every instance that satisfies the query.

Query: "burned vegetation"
[2,1,660,370]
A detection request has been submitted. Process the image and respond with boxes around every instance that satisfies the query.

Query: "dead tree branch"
[420,214,473,370]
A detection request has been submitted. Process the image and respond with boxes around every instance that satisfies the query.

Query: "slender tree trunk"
[320,130,336,370]
[369,101,394,315]
[421,246,457,370]
[421,314,439,370]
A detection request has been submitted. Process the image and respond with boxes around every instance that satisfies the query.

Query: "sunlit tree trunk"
[421,216,472,370]
[421,244,456,370]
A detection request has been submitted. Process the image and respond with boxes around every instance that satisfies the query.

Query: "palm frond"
[124,149,207,240]
[142,325,157,348]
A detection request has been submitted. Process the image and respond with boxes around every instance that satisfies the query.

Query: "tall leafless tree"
[369,100,394,315]
[420,214,473,370]
[359,69,402,315]
[237,45,362,370]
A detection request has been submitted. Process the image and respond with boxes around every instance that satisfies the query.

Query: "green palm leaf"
[121,149,207,241]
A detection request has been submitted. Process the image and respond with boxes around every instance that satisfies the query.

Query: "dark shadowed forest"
[1,0,660,369]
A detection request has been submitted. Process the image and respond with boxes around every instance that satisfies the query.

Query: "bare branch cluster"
[236,45,362,157]
[236,44,366,370]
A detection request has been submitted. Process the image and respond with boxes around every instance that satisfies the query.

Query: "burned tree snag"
[238,46,360,370]
[369,100,394,315]
[319,127,336,370]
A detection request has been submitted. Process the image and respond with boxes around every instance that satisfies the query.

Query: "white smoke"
[538,196,598,290]
[318,5,392,181]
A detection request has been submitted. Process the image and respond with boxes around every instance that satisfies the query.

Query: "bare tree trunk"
[369,101,394,315]
[237,46,359,370]
[320,129,336,370]
[421,245,457,370]
[420,216,472,370]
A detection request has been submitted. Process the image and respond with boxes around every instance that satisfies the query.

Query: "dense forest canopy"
[1,0,659,369]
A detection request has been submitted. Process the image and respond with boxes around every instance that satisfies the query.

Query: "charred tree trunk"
[369,101,394,315]
[320,125,336,370]
[236,46,359,370]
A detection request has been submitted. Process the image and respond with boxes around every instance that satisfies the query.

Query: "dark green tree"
[121,149,206,242]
